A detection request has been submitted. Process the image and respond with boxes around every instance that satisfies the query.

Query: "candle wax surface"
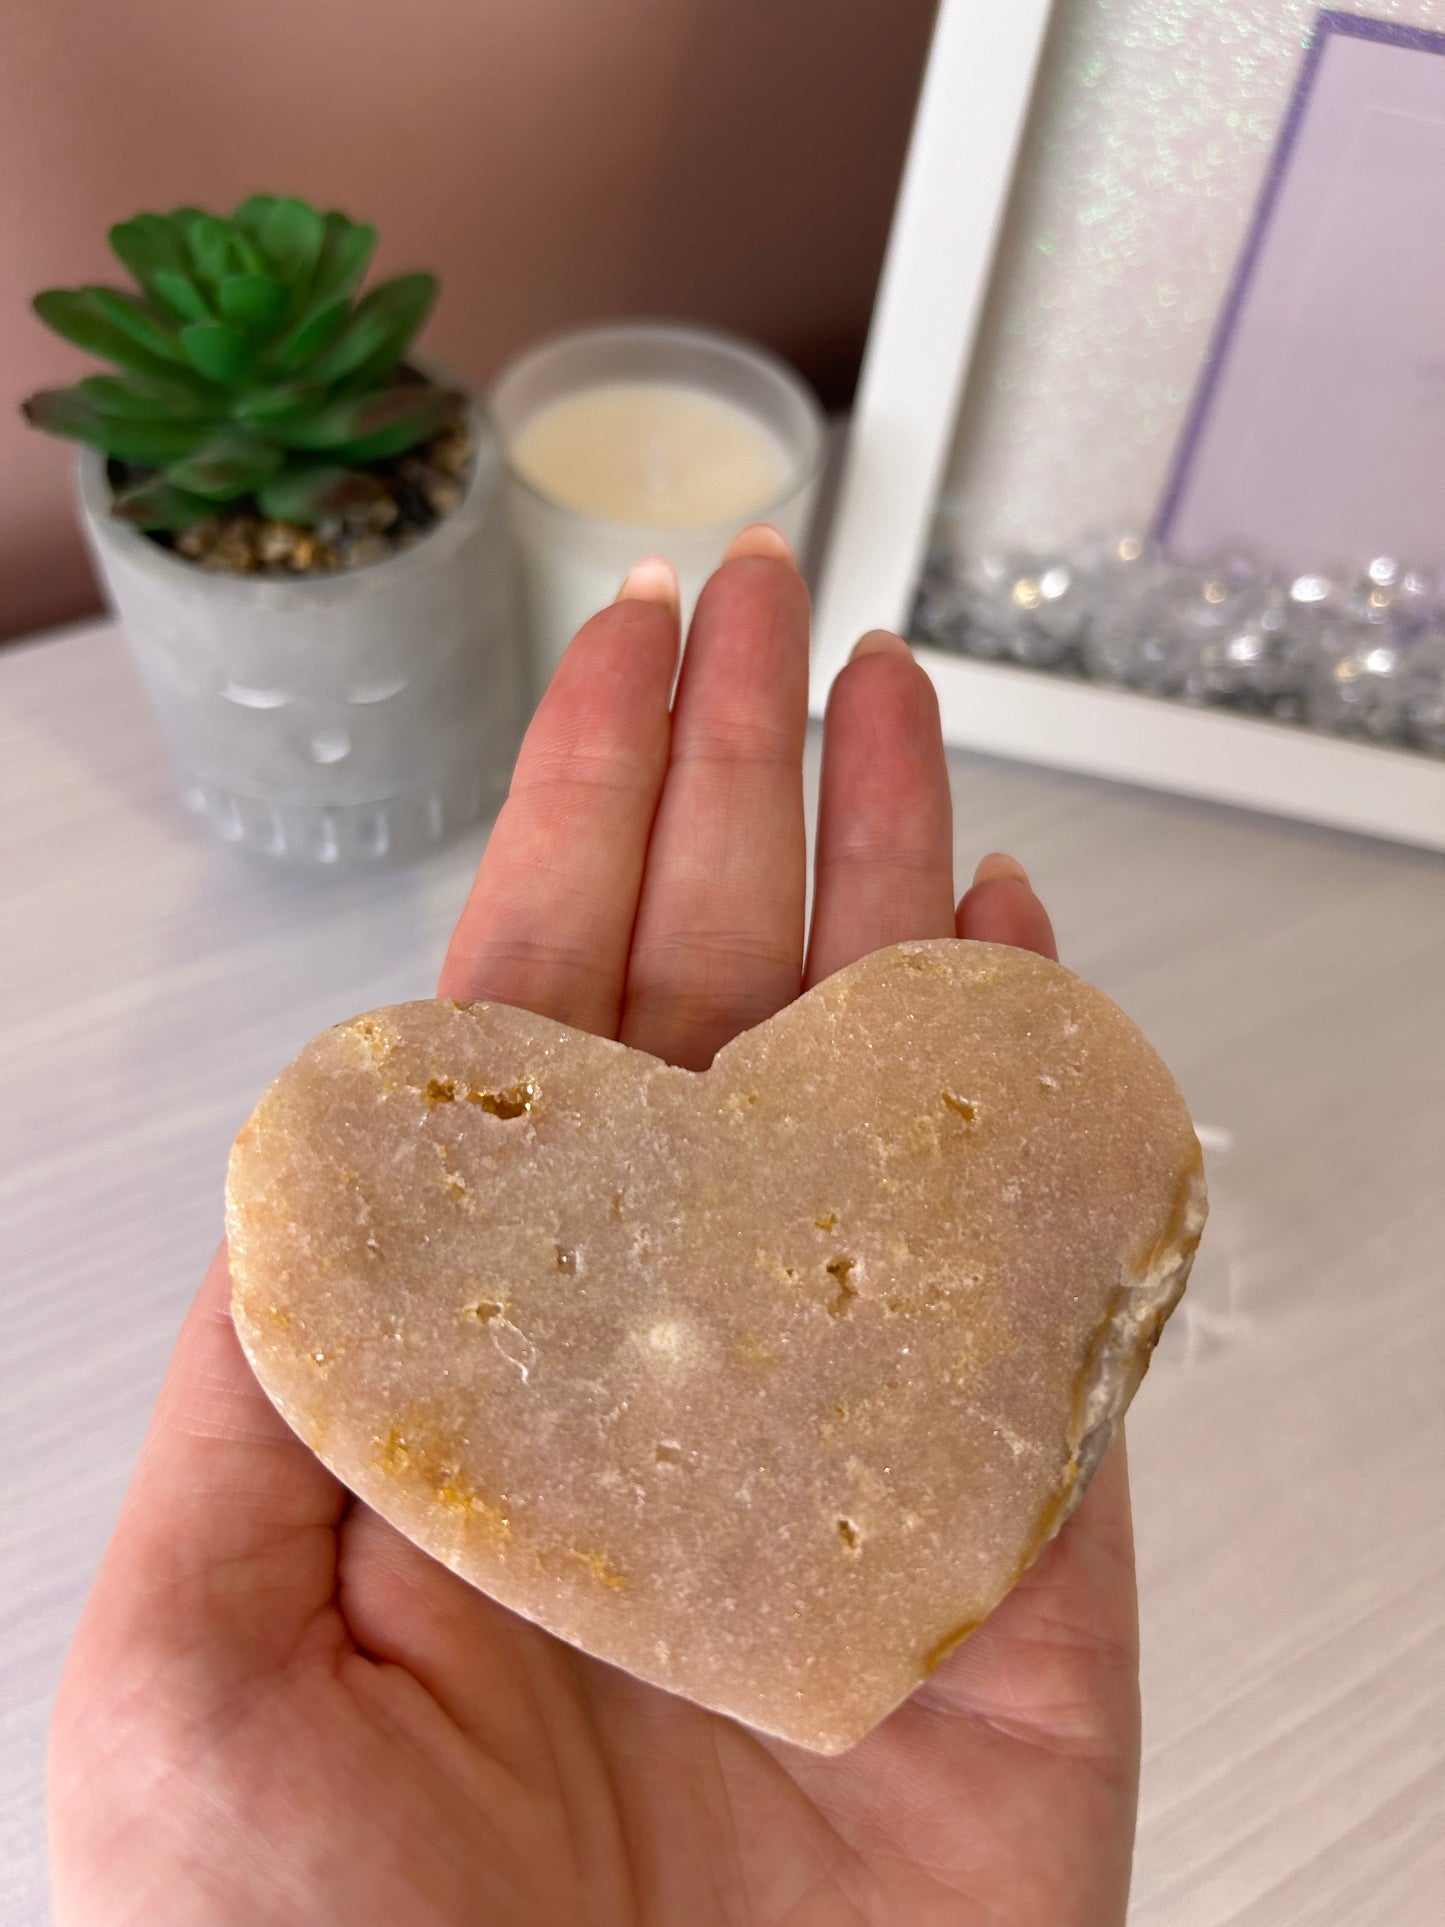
[508,381,794,529]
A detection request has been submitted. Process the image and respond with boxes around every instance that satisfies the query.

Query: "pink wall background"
[0,0,935,639]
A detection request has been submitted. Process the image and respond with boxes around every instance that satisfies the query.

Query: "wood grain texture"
[3,622,1442,1924]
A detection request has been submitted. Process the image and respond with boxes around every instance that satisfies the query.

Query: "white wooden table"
[3,620,1442,1926]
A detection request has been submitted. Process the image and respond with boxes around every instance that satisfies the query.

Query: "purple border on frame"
[1153,8,1445,551]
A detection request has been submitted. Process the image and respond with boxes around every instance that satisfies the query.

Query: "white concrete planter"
[77,392,524,866]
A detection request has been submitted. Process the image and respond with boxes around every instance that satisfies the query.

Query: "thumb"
[70,1244,345,1687]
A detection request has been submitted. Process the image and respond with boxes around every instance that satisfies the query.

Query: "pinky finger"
[955,851,1058,961]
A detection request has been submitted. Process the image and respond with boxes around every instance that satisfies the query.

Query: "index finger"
[61,1245,345,1686]
[439,574,680,1035]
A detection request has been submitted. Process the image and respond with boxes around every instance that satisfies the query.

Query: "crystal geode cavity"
[227,939,1205,1752]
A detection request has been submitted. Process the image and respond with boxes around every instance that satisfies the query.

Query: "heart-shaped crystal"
[228,939,1204,1753]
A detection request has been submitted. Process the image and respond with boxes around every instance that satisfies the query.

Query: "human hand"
[51,527,1138,1926]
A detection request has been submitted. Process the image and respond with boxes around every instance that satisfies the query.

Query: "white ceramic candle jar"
[490,322,825,686]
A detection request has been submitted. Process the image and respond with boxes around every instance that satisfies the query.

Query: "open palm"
[50,528,1139,1927]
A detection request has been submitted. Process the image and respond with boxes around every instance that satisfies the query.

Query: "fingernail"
[615,557,680,617]
[848,629,912,662]
[973,851,1030,887]
[723,522,796,566]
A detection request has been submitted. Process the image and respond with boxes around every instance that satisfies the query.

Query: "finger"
[620,527,810,1069]
[439,565,680,1035]
[804,631,956,986]
[956,851,1058,960]
[73,1246,345,1680]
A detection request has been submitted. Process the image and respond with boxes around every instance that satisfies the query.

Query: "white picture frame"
[812,0,1445,854]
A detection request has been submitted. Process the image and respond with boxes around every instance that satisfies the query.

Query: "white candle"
[510,382,793,530]
[491,325,824,688]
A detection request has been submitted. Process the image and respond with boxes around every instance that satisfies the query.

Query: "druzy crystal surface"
[228,940,1204,1753]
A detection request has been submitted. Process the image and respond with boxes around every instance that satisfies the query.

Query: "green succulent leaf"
[109,215,191,308]
[232,195,279,245]
[30,200,449,509]
[164,208,211,268]
[231,380,330,427]
[166,432,284,500]
[109,477,220,531]
[178,321,255,385]
[218,272,288,335]
[86,288,185,364]
[276,382,461,462]
[150,269,213,324]
[22,386,109,446]
[258,198,326,287]
[264,294,352,374]
[304,272,437,385]
[77,373,217,421]
[22,386,214,462]
[256,463,386,524]
[32,288,206,385]
[227,229,266,276]
[185,215,237,290]
[306,213,376,310]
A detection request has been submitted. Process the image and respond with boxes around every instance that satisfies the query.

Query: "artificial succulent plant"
[22,196,461,529]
